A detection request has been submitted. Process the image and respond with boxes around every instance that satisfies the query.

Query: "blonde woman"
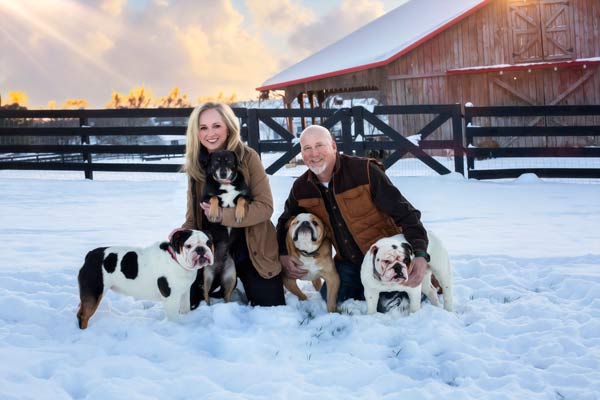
[180,102,285,307]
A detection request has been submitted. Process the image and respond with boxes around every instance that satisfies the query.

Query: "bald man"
[276,125,430,311]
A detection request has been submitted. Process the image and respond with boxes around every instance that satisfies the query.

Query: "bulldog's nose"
[299,221,311,229]
[392,263,405,278]
[195,247,206,255]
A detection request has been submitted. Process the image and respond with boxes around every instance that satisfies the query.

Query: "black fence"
[464,105,600,179]
[0,105,463,179]
[2,105,600,180]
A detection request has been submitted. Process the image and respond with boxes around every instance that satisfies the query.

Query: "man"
[276,125,430,311]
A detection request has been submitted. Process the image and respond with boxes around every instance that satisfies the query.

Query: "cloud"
[246,0,314,34]
[288,0,385,55]
[1,0,282,106]
[85,31,115,55]
[100,0,127,16]
[0,0,393,107]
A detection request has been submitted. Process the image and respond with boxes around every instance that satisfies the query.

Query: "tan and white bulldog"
[284,213,340,312]
[361,230,453,314]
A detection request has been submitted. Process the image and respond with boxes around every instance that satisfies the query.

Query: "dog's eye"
[185,244,192,249]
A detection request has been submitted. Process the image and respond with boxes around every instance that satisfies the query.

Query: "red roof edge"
[447,59,600,75]
[256,0,494,92]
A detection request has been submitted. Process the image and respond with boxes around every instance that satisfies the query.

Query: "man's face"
[300,128,337,177]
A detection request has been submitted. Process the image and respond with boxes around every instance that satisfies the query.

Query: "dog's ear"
[401,242,413,256]
[285,226,300,256]
[170,229,193,253]
[370,244,381,278]
[203,231,214,253]
[321,221,333,240]
[285,216,296,230]
[199,153,211,170]
[230,151,240,168]
[369,243,379,257]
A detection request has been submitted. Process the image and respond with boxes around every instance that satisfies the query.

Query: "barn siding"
[383,0,599,146]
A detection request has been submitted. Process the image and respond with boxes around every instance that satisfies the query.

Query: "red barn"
[258,0,600,144]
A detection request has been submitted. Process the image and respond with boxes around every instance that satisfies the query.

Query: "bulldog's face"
[288,213,325,253]
[368,238,413,284]
[170,229,214,270]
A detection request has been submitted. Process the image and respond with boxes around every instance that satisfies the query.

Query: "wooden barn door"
[509,0,544,63]
[540,0,575,60]
[508,0,574,64]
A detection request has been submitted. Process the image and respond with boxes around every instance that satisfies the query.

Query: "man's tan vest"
[293,155,401,255]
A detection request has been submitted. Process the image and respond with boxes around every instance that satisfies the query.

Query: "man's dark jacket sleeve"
[368,163,428,253]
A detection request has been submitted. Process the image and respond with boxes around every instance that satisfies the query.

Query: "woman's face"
[198,108,228,153]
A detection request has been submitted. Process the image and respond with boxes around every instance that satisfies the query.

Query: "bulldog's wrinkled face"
[207,150,239,183]
[288,213,325,253]
[369,238,413,284]
[170,229,214,270]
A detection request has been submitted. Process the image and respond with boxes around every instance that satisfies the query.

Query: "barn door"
[508,0,544,63]
[508,0,574,63]
[540,0,575,60]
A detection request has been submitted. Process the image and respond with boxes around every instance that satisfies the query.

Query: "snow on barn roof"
[257,0,491,92]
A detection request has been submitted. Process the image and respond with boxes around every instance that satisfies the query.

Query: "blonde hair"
[182,102,246,182]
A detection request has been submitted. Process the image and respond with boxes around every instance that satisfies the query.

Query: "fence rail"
[464,105,600,180]
[0,105,464,179]
[2,105,600,180]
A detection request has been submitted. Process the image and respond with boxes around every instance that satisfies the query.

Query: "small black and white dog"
[191,150,252,307]
[202,150,252,224]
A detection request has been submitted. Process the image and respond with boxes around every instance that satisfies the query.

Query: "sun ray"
[0,0,132,89]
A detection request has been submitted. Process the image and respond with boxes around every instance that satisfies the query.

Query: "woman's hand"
[280,255,308,279]
[200,202,223,223]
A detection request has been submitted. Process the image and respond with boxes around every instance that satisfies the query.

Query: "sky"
[0,0,407,108]
[1,157,599,399]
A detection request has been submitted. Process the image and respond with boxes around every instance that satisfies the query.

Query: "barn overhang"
[446,58,600,75]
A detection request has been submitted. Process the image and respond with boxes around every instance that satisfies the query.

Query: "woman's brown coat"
[182,147,281,279]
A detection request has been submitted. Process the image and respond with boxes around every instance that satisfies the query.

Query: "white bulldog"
[361,230,453,314]
[77,229,214,329]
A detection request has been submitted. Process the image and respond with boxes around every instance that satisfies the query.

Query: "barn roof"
[257,0,492,92]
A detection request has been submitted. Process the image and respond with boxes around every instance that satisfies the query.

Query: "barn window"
[508,0,575,63]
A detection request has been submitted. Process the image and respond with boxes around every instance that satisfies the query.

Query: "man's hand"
[405,256,428,288]
[280,255,308,279]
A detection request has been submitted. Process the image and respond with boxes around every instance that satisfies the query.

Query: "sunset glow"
[0,0,403,108]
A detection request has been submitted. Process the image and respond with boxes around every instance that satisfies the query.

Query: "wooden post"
[246,108,260,154]
[451,103,465,176]
[340,108,352,155]
[79,116,93,180]
[308,92,316,125]
[298,93,306,131]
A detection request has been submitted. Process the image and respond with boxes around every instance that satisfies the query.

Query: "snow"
[258,0,486,90]
[1,159,600,399]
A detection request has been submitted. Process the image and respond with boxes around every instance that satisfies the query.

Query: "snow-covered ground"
[1,158,599,399]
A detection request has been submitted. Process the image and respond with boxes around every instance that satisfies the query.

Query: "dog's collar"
[299,249,319,258]
[166,245,181,265]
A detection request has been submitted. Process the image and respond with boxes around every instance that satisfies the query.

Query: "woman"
[180,102,285,307]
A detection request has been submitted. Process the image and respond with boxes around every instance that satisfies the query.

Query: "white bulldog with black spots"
[76,229,214,329]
